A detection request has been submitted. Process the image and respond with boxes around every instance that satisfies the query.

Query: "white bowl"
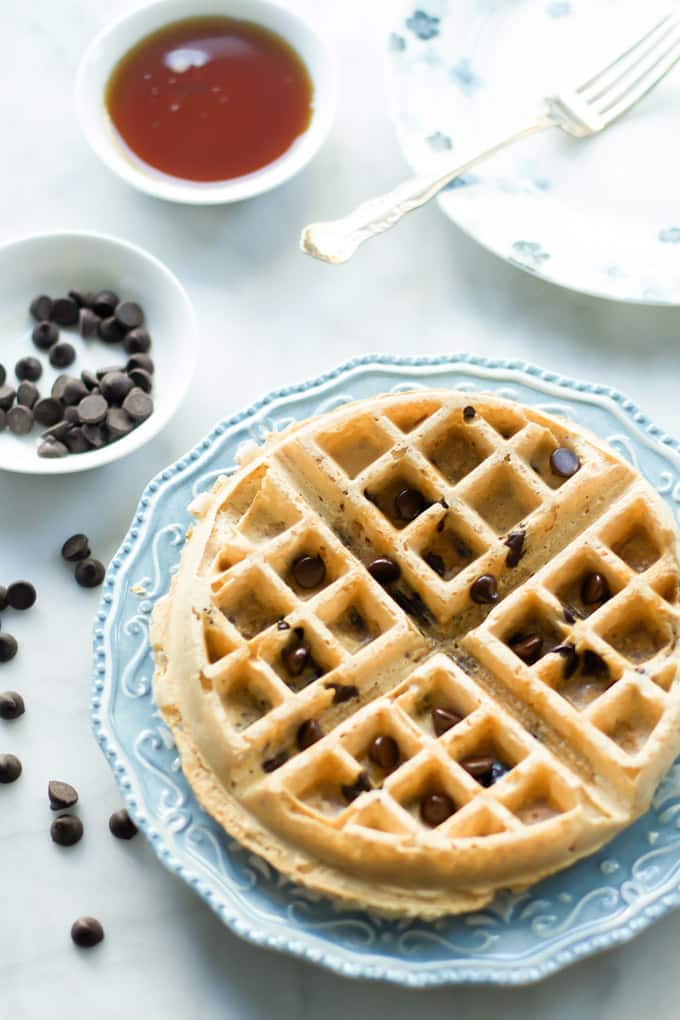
[0,232,196,475]
[76,0,338,204]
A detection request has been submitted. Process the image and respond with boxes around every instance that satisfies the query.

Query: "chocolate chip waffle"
[151,391,680,918]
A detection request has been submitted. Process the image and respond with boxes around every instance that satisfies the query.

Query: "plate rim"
[91,352,680,986]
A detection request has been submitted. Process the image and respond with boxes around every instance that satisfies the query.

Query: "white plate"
[0,232,195,474]
[386,1,680,304]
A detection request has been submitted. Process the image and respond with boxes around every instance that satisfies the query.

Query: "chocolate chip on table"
[32,321,59,350]
[368,735,400,771]
[92,290,119,318]
[61,534,91,562]
[74,558,106,589]
[0,633,18,662]
[78,394,108,426]
[106,407,134,438]
[128,368,153,393]
[49,342,76,370]
[17,381,39,408]
[463,405,476,421]
[550,447,580,478]
[62,378,88,406]
[367,557,401,585]
[123,327,151,355]
[51,814,84,847]
[126,353,154,374]
[30,295,53,321]
[38,439,68,458]
[51,296,79,327]
[0,691,24,719]
[79,308,100,339]
[420,791,454,827]
[109,808,138,840]
[7,581,36,611]
[470,574,499,605]
[99,371,133,404]
[33,397,63,427]
[8,406,34,436]
[431,706,462,736]
[340,770,371,803]
[122,387,153,422]
[15,356,42,382]
[509,632,544,665]
[292,554,326,589]
[395,487,426,522]
[71,917,104,949]
[296,719,323,750]
[98,316,126,343]
[48,780,78,810]
[504,529,526,567]
[326,682,359,704]
[115,301,144,330]
[0,753,22,783]
[262,750,288,773]
[581,571,610,605]
[0,385,16,411]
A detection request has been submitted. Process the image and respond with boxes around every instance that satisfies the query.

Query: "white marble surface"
[2,2,680,1017]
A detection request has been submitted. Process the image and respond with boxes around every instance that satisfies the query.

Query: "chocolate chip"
[0,691,24,719]
[296,719,323,750]
[15,356,42,382]
[82,424,107,448]
[292,554,326,589]
[92,290,119,318]
[8,406,33,436]
[0,633,18,662]
[368,735,400,771]
[552,642,579,678]
[128,368,153,393]
[420,791,454,827]
[115,301,144,330]
[51,375,70,401]
[71,917,104,949]
[51,297,79,326]
[38,439,68,458]
[262,751,288,773]
[282,645,309,677]
[0,753,22,783]
[122,388,153,422]
[563,606,577,624]
[0,385,16,411]
[460,756,495,780]
[109,808,138,839]
[96,365,123,380]
[78,394,108,426]
[61,534,91,562]
[123,327,151,355]
[33,397,63,427]
[79,308,100,338]
[64,406,80,424]
[81,370,100,391]
[463,405,476,421]
[504,529,525,567]
[17,381,39,408]
[581,572,610,605]
[550,447,580,478]
[126,353,154,374]
[98,316,126,343]
[509,632,543,664]
[62,378,88,406]
[7,581,36,611]
[277,620,290,631]
[431,706,462,736]
[74,558,106,588]
[340,770,371,803]
[51,814,84,846]
[48,780,78,810]
[367,557,400,584]
[99,372,133,404]
[49,343,76,369]
[106,407,135,437]
[582,649,608,678]
[326,683,359,704]
[30,295,52,321]
[32,321,58,350]
[64,427,90,454]
[41,421,70,442]
[390,587,430,623]
[470,574,499,605]
[0,587,6,611]
[424,552,445,576]
[68,289,94,308]
[395,487,426,522]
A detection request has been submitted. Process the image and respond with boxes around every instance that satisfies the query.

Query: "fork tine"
[576,11,677,94]
[598,39,680,123]
[583,19,680,104]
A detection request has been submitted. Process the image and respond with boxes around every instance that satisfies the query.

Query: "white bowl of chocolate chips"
[0,231,195,474]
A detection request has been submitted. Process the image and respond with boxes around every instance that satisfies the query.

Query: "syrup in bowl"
[104,16,314,183]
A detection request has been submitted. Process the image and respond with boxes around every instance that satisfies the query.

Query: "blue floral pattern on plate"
[92,355,680,986]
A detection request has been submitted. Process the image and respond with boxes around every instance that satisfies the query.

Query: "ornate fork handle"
[300,117,552,264]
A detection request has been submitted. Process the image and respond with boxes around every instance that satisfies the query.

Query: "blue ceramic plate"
[92,356,680,986]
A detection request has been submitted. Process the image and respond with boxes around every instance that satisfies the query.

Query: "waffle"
[151,390,680,918]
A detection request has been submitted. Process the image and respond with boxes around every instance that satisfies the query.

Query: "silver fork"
[301,10,680,264]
